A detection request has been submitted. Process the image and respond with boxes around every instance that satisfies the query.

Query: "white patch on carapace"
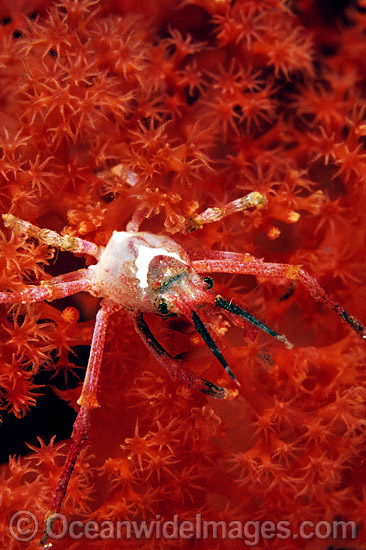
[134,245,187,289]
[110,231,130,244]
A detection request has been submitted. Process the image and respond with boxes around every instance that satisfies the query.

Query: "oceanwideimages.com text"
[9,511,357,545]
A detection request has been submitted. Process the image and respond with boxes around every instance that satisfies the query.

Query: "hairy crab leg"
[41,302,111,546]
[128,191,267,233]
[133,313,238,400]
[0,274,92,304]
[187,248,257,262]
[185,191,267,233]
[2,213,101,259]
[192,256,366,339]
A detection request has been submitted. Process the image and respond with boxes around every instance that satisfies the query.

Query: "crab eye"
[203,276,214,290]
[156,298,170,315]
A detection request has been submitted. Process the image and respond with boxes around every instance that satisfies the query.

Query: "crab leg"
[41,302,111,546]
[0,272,91,304]
[192,255,366,339]
[185,191,267,232]
[133,313,238,400]
[2,213,101,259]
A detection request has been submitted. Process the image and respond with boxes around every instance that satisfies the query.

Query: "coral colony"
[0,0,366,549]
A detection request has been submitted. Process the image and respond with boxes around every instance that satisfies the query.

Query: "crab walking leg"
[186,191,267,232]
[187,248,257,262]
[133,313,238,400]
[2,213,101,259]
[41,303,111,546]
[0,275,92,304]
[126,204,151,233]
[192,257,366,339]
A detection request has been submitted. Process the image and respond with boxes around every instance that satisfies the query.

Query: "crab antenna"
[192,310,240,386]
[215,295,293,350]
